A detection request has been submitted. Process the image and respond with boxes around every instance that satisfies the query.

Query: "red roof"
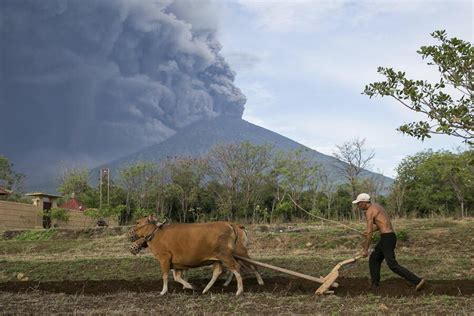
[0,187,11,195]
[59,198,86,211]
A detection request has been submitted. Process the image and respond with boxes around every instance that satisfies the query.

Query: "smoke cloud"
[0,0,245,187]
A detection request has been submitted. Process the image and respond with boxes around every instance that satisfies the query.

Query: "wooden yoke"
[315,255,363,295]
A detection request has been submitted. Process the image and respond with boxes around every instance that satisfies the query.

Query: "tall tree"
[317,167,337,219]
[117,161,160,222]
[207,143,244,220]
[440,150,474,218]
[236,142,273,223]
[360,173,387,203]
[333,138,375,203]
[273,149,320,221]
[388,180,407,217]
[0,155,25,191]
[163,157,208,222]
[394,149,473,217]
[57,167,90,196]
[364,30,473,144]
[207,142,273,221]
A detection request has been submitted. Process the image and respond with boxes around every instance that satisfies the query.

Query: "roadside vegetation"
[3,143,471,226]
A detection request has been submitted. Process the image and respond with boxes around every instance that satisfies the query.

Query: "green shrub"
[15,229,56,241]
[132,208,155,220]
[39,208,70,222]
[396,229,409,241]
[84,205,124,221]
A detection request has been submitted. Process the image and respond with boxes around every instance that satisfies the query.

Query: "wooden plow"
[314,255,362,295]
[235,254,363,295]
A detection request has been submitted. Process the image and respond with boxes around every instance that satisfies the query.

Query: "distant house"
[59,197,86,211]
[25,192,62,210]
[0,187,11,196]
[25,192,63,228]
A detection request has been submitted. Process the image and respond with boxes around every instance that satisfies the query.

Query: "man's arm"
[362,209,375,257]
[362,224,379,235]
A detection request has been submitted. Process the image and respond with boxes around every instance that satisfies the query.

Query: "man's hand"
[360,249,369,258]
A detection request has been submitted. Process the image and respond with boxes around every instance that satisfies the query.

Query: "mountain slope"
[95,116,393,190]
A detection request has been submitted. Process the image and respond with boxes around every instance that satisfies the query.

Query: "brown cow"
[221,225,264,287]
[169,224,264,293]
[129,215,262,296]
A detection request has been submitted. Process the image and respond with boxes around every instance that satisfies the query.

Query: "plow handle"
[234,255,339,288]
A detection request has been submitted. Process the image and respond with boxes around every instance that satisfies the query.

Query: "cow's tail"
[230,223,239,246]
[230,223,250,257]
[237,225,248,247]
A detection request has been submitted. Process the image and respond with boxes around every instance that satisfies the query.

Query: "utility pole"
[99,168,110,209]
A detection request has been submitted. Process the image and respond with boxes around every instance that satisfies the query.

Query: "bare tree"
[361,172,387,203]
[318,167,336,219]
[117,161,159,221]
[333,138,375,220]
[207,142,273,221]
[207,143,242,220]
[162,157,208,222]
[389,180,406,217]
[273,149,320,221]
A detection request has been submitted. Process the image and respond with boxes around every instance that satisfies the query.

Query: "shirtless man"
[353,193,425,290]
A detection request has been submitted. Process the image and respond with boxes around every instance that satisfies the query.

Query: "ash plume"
[0,0,245,187]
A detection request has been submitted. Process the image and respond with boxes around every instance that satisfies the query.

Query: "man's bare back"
[367,203,393,234]
[355,201,394,257]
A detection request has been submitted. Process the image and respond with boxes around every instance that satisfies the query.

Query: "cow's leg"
[224,260,263,286]
[221,257,243,296]
[223,270,233,287]
[249,264,264,285]
[159,258,171,295]
[173,269,194,290]
[224,258,252,286]
[202,262,223,294]
[231,269,244,296]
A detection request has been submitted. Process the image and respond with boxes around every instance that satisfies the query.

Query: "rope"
[288,195,363,233]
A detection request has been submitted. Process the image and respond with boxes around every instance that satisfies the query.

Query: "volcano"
[94,116,393,190]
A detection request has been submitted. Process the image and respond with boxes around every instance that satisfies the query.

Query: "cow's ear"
[148,214,159,225]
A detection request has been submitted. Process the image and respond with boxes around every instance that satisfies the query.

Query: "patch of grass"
[0,257,160,282]
[14,229,56,241]
[0,218,472,282]
[0,291,472,314]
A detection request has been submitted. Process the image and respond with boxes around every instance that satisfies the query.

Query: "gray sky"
[0,0,471,186]
[218,0,472,177]
[0,0,245,186]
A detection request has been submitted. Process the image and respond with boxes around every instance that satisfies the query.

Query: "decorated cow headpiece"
[127,215,167,255]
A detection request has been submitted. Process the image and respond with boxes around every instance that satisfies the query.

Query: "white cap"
[352,193,371,204]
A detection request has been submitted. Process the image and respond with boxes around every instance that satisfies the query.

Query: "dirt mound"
[1,277,472,297]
